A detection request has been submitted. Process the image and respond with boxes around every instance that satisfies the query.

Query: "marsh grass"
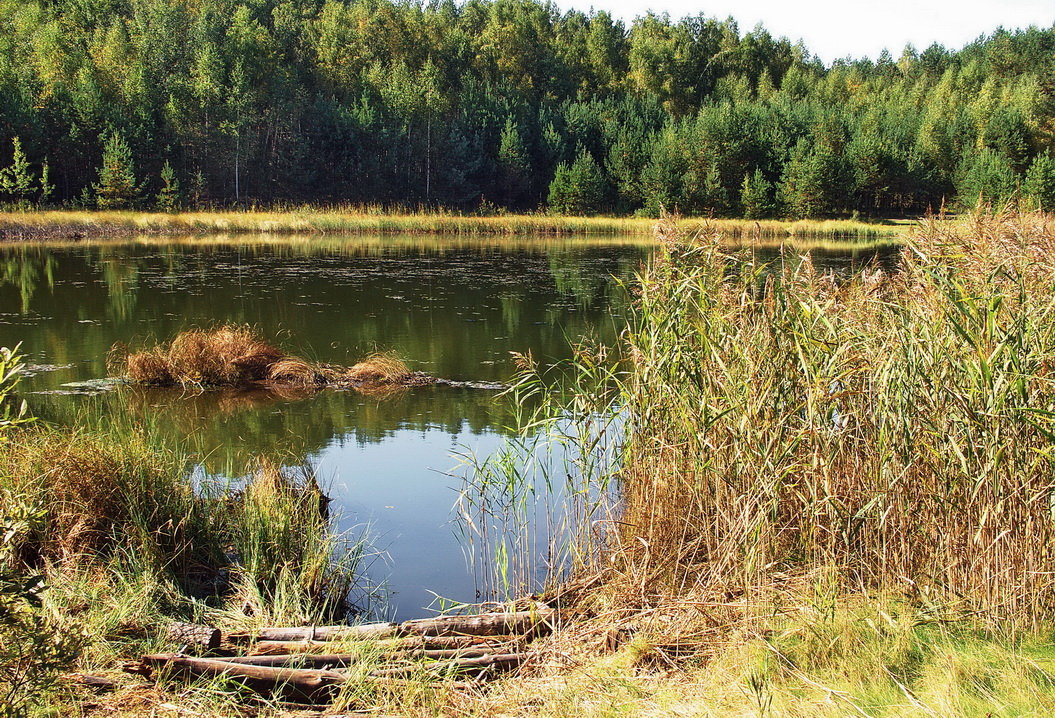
[444,209,1055,715]
[607,208,1055,624]
[117,325,417,392]
[0,207,908,241]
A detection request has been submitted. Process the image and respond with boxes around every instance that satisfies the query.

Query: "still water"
[0,235,897,619]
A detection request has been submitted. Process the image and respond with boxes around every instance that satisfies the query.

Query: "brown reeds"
[117,326,430,393]
[588,209,1055,627]
[345,352,411,384]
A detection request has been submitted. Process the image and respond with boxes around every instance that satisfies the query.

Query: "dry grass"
[118,327,425,393]
[0,207,908,241]
[345,352,411,384]
[119,325,282,386]
[599,208,1055,627]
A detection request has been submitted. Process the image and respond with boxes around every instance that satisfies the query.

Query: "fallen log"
[399,609,553,637]
[369,652,529,678]
[221,646,506,669]
[231,609,554,644]
[166,621,221,651]
[229,622,397,643]
[138,653,346,702]
[219,654,357,669]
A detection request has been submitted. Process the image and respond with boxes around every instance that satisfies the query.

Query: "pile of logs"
[124,607,554,704]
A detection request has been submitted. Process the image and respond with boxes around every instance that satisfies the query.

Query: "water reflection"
[0,235,899,618]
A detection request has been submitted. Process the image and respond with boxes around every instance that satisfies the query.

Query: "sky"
[554,0,1055,64]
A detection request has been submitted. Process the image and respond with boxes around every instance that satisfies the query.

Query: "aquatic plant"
[117,325,421,392]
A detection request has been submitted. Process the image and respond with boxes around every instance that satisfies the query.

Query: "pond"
[0,235,898,620]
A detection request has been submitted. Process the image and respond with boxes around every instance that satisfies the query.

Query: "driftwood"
[230,622,397,643]
[223,646,508,669]
[138,653,346,702]
[369,652,529,678]
[166,621,221,651]
[144,607,551,704]
[248,634,516,655]
[231,609,553,644]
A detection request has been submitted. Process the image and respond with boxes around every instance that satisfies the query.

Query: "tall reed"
[611,209,1055,625]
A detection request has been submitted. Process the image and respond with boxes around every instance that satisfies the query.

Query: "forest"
[0,0,1053,217]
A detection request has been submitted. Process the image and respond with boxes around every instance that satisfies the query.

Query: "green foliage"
[156,160,181,212]
[0,349,80,718]
[0,1,1050,216]
[547,149,609,215]
[497,117,532,208]
[0,139,40,209]
[94,131,138,210]
[957,148,1019,207]
[1024,150,1055,211]
[0,346,29,437]
[741,169,775,219]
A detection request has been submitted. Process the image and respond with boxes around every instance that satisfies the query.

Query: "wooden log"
[222,646,504,670]
[369,652,529,678]
[249,640,333,655]
[166,621,221,651]
[140,653,346,702]
[230,609,552,644]
[219,654,357,669]
[398,609,554,637]
[381,635,520,651]
[228,622,397,643]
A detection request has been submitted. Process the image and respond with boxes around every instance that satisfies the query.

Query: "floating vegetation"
[112,326,438,392]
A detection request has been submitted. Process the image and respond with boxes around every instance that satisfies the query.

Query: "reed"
[0,207,908,241]
[595,208,1055,625]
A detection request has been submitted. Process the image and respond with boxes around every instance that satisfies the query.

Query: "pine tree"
[1024,150,1055,211]
[741,169,775,218]
[156,160,181,212]
[548,148,608,215]
[956,148,1018,208]
[39,161,53,206]
[94,131,138,209]
[0,137,37,208]
[497,117,531,207]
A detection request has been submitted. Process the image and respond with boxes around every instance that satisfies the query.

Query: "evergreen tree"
[94,132,138,210]
[548,149,608,215]
[497,117,532,207]
[156,160,181,212]
[0,137,37,208]
[741,169,775,218]
[1024,151,1055,211]
[39,161,53,207]
[956,148,1018,207]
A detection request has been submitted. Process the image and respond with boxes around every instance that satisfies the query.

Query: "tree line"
[0,0,1053,217]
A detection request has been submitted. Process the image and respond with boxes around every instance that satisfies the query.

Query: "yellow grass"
[345,352,411,384]
[0,207,910,240]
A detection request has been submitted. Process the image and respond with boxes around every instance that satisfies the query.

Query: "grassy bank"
[0,349,369,716]
[0,207,910,241]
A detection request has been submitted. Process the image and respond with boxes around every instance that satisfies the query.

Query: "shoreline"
[0,209,913,242]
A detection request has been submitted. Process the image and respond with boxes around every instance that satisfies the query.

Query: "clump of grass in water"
[115,325,418,391]
[115,324,282,387]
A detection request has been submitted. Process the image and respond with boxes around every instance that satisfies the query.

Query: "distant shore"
[0,209,912,242]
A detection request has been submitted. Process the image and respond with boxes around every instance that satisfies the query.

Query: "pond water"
[0,236,898,620]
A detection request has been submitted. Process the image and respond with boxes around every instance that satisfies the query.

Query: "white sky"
[556,0,1055,64]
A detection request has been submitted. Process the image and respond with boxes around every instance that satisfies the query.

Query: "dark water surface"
[0,236,897,619]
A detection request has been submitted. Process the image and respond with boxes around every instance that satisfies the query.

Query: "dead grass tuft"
[119,328,424,395]
[345,352,410,384]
